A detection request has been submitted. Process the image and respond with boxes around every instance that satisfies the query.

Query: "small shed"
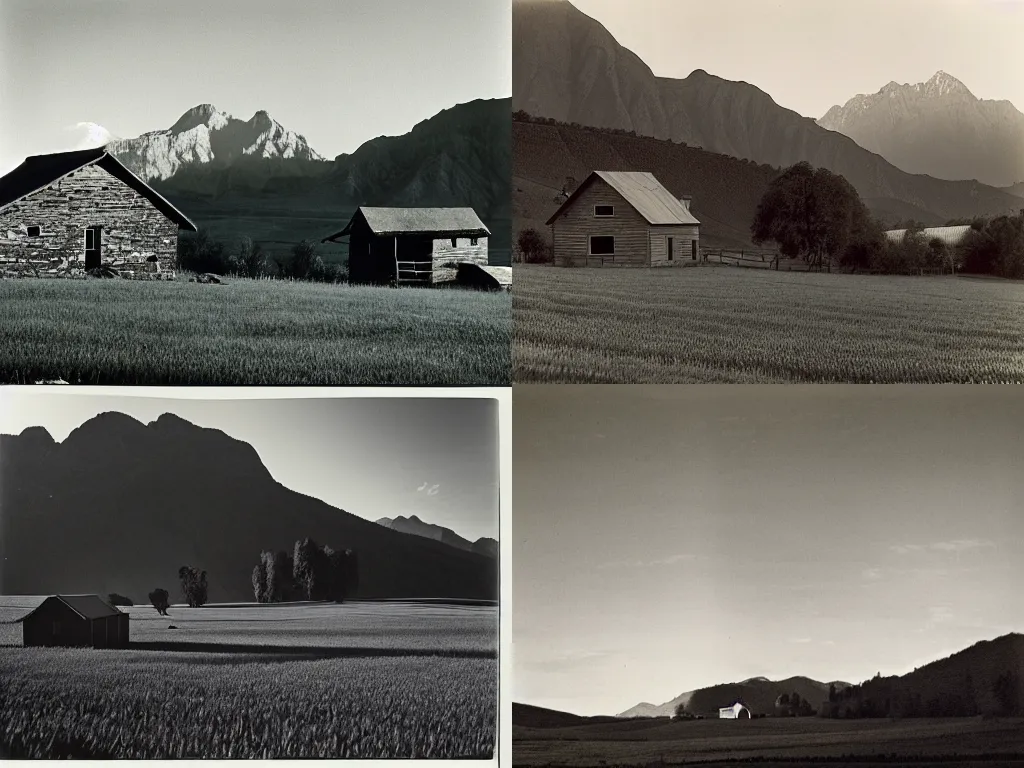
[17,595,129,648]
[718,702,751,719]
[545,171,700,267]
[322,206,490,286]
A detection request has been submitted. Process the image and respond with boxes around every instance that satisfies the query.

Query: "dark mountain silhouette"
[819,72,1024,188]
[512,703,625,729]
[375,515,499,558]
[512,0,1022,226]
[618,676,847,718]
[0,413,497,603]
[1003,182,1024,199]
[845,633,1024,717]
[124,98,511,264]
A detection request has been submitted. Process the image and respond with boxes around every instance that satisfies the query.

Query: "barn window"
[451,237,458,247]
[470,237,479,246]
[85,228,96,250]
[594,205,614,217]
[590,236,615,255]
[26,226,41,237]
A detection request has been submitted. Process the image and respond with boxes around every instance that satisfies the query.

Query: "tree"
[178,565,209,608]
[752,161,870,271]
[148,588,170,616]
[673,702,692,720]
[828,684,837,703]
[176,228,228,274]
[251,563,268,603]
[993,671,1020,715]
[280,240,323,280]
[293,538,320,600]
[231,236,268,278]
[515,228,552,264]
[107,593,133,607]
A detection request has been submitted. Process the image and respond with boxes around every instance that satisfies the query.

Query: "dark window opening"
[590,236,615,255]
[692,240,698,261]
[451,237,458,247]
[26,226,40,237]
[594,205,614,217]
[667,237,674,261]
[84,226,102,269]
[470,237,478,246]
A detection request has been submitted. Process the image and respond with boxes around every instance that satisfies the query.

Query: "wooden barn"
[322,206,490,286]
[17,595,129,649]
[546,171,700,267]
[0,147,197,279]
[718,702,751,719]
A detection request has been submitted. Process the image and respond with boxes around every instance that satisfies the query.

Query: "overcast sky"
[0,391,500,542]
[514,385,1024,717]
[0,0,511,174]
[570,0,1024,118]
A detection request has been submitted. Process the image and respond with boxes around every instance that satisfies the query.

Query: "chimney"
[679,195,693,211]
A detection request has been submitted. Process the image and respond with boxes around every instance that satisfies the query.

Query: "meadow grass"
[513,266,1024,383]
[1,649,496,758]
[0,599,497,758]
[513,715,1024,765]
[0,277,510,385]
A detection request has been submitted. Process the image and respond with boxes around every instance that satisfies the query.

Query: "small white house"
[718,702,751,719]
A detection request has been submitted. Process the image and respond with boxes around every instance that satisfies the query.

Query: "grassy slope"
[0,600,496,758]
[0,278,510,385]
[513,266,1024,383]
[513,716,1024,765]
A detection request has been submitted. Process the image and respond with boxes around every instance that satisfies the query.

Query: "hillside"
[845,633,1024,717]
[619,676,845,719]
[512,0,1023,227]
[512,703,630,729]
[375,515,498,557]
[0,413,497,603]
[109,98,512,265]
[819,72,1024,187]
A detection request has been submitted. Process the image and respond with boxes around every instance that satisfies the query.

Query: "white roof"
[883,225,972,246]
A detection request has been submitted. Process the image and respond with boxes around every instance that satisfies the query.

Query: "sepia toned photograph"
[0,0,512,386]
[513,385,1024,765]
[0,389,503,759]
[512,0,1024,383]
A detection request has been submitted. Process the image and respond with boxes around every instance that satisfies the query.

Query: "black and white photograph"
[512,0,1024,383]
[513,385,1024,765]
[0,388,505,759]
[0,0,512,386]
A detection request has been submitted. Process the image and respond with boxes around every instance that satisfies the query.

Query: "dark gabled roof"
[0,147,197,230]
[545,171,700,226]
[322,206,489,242]
[16,594,124,622]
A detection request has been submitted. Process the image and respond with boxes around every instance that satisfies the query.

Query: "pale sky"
[570,0,1024,118]
[514,385,1024,717]
[0,0,512,174]
[0,391,500,542]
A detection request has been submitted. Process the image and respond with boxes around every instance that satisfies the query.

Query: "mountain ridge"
[375,514,498,558]
[512,0,1022,222]
[0,412,497,602]
[818,71,1024,187]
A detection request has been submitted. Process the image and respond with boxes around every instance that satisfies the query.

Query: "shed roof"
[322,206,490,242]
[17,594,124,622]
[883,225,972,246]
[546,171,700,226]
[0,148,197,230]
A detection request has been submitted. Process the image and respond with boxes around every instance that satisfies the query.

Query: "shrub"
[516,228,552,264]
[107,593,133,607]
[176,229,229,274]
[148,588,170,616]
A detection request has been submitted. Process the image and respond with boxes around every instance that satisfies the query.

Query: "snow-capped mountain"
[818,71,1024,187]
[107,104,326,181]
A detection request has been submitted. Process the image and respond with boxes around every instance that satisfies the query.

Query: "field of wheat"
[0,599,497,758]
[1,649,496,758]
[513,266,1024,383]
[513,715,1024,766]
[0,277,510,385]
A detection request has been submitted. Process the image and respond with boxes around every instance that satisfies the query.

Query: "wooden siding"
[649,225,700,266]
[0,164,180,279]
[349,226,489,286]
[550,179,651,267]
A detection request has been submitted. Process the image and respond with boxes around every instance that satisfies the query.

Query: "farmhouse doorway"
[84,226,102,269]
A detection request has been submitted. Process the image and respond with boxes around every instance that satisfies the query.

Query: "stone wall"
[431,236,489,283]
[0,164,180,279]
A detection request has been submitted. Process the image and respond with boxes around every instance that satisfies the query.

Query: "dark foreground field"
[513,265,1024,383]
[0,277,511,385]
[0,599,497,759]
[513,716,1024,766]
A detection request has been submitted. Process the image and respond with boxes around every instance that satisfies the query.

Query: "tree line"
[143,540,360,614]
[753,161,1024,279]
[251,538,359,603]
[176,231,347,282]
